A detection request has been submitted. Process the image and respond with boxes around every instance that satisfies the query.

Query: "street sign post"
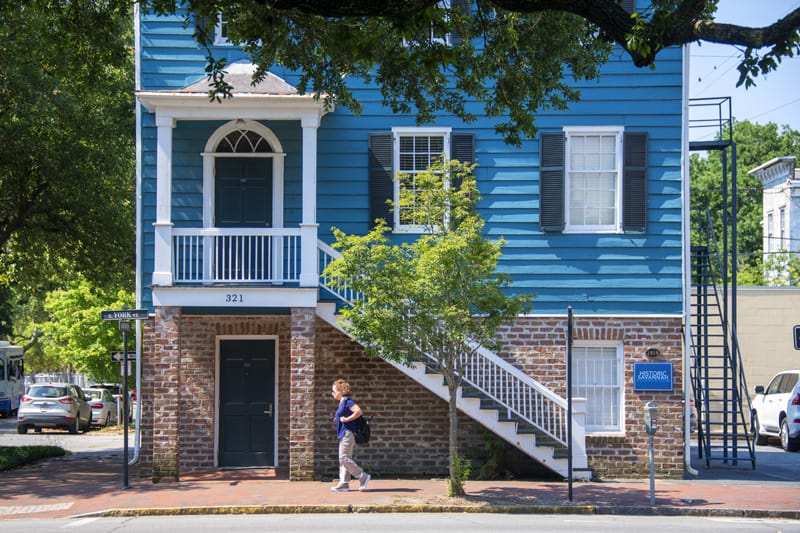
[100,307,149,490]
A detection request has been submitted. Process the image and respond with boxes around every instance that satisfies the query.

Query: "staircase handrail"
[463,343,569,444]
[318,239,572,446]
[318,240,363,303]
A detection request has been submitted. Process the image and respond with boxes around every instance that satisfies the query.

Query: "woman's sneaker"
[330,482,350,492]
[358,472,370,491]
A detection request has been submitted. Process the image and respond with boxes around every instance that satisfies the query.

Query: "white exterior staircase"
[317,242,590,480]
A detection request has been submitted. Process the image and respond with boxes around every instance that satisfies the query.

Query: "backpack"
[353,416,371,444]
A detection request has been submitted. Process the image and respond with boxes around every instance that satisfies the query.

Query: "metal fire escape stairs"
[315,241,591,480]
[688,97,755,470]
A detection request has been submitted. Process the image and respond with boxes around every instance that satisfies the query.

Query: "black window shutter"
[622,131,648,232]
[450,132,475,192]
[451,133,474,163]
[449,0,471,45]
[194,14,212,38]
[539,132,565,232]
[621,0,635,14]
[369,133,394,228]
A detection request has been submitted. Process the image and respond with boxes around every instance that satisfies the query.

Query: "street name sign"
[101,309,149,321]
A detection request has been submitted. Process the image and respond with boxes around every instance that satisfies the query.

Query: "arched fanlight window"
[215,129,273,153]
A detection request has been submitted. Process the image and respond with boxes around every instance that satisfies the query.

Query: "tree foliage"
[34,279,134,383]
[142,0,800,144]
[0,1,136,291]
[690,120,800,284]
[764,251,800,286]
[324,159,531,494]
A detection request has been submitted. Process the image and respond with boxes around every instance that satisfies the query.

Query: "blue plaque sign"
[633,362,673,391]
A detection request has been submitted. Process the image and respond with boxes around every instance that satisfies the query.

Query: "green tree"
[324,159,531,495]
[36,279,134,383]
[143,0,800,145]
[765,250,800,286]
[0,1,135,291]
[690,121,800,284]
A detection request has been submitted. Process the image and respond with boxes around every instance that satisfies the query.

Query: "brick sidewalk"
[1,450,799,520]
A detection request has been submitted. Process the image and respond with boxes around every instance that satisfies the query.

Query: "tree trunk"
[447,380,464,496]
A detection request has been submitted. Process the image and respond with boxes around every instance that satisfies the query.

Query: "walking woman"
[330,379,370,492]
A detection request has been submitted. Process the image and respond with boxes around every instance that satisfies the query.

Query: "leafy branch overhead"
[143,0,800,144]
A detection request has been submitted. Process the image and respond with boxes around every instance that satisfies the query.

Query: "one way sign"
[111,351,137,362]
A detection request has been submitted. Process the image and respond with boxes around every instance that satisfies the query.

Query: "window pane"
[396,134,446,227]
[572,346,620,431]
[567,132,618,229]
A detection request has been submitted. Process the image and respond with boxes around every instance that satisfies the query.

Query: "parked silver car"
[16,383,92,434]
[751,370,800,452]
[84,387,118,427]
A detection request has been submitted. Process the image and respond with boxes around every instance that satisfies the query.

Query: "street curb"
[73,504,800,520]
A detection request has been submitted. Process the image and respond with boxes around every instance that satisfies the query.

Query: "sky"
[689,0,800,141]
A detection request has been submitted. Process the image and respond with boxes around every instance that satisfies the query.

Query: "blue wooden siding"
[138,8,685,315]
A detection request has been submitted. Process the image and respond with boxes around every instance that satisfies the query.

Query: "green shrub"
[0,446,67,471]
[446,454,472,497]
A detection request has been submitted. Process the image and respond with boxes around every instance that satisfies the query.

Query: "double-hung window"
[215,13,230,45]
[368,128,474,231]
[393,127,451,232]
[539,127,647,233]
[572,343,624,433]
[565,127,623,232]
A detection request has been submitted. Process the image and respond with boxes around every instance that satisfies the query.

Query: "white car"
[84,388,118,427]
[751,370,800,452]
[17,383,92,434]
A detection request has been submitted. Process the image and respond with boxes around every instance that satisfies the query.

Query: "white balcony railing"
[172,228,302,284]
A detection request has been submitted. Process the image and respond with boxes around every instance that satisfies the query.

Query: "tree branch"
[694,8,800,48]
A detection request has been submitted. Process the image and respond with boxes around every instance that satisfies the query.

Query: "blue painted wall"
[137,7,684,315]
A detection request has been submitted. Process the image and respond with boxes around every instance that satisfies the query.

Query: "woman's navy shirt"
[335,397,358,439]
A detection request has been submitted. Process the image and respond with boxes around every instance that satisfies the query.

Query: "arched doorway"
[203,120,285,230]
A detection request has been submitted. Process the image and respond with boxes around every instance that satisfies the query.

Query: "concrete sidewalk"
[1,447,799,521]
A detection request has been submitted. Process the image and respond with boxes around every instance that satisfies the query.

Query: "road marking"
[63,517,101,528]
[0,502,74,515]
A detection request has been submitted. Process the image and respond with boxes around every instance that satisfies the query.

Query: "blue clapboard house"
[134,2,692,482]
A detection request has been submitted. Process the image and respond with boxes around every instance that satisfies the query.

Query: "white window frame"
[392,126,451,233]
[779,206,786,250]
[214,13,230,45]
[766,211,774,253]
[572,342,625,435]
[401,0,455,47]
[564,126,624,234]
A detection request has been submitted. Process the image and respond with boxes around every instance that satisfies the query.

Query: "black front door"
[215,158,273,228]
[218,339,276,467]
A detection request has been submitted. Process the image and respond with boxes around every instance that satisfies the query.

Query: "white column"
[299,115,320,287]
[570,397,589,470]
[152,114,175,286]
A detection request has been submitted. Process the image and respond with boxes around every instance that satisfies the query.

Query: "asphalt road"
[2,513,799,533]
[0,415,131,455]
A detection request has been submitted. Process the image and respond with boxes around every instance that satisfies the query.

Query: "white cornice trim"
[136,92,331,121]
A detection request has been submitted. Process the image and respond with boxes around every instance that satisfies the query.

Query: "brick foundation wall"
[139,309,684,481]
[497,316,685,479]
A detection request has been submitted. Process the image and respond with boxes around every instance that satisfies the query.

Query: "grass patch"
[0,446,68,471]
